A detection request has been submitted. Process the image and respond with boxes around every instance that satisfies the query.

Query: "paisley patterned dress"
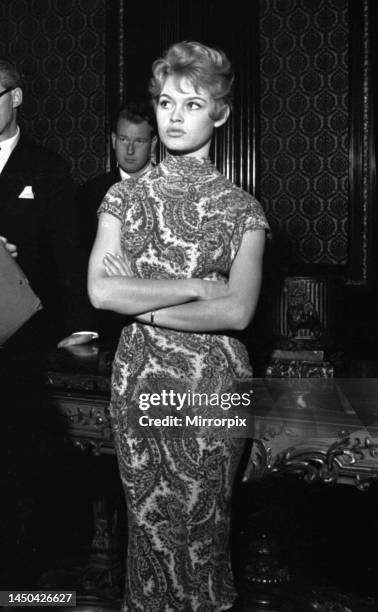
[98,153,269,611]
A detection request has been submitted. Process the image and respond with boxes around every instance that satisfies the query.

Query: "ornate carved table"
[43,344,121,609]
[44,347,378,611]
[241,375,378,611]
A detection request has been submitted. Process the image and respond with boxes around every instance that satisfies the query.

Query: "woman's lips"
[166,129,186,136]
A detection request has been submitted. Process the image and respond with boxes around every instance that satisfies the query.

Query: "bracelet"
[150,311,155,326]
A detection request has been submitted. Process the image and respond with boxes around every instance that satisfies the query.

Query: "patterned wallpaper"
[259,0,349,266]
[0,0,106,183]
[0,0,367,275]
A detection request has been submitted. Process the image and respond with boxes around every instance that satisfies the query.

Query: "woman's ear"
[214,105,230,128]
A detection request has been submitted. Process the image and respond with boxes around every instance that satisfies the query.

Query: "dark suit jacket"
[77,167,122,251]
[77,167,139,342]
[0,135,93,352]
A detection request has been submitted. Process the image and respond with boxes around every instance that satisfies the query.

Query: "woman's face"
[156,75,228,158]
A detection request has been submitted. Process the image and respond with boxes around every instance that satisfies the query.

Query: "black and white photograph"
[0,1,377,611]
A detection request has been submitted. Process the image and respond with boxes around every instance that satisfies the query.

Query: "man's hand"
[0,236,18,258]
[57,332,98,349]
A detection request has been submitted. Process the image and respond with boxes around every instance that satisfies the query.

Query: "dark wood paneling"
[108,0,374,285]
[259,0,373,285]
[348,0,373,284]
[106,0,260,195]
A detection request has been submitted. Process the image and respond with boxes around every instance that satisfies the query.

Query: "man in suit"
[77,100,157,340]
[78,100,157,250]
[0,58,96,588]
[0,58,97,352]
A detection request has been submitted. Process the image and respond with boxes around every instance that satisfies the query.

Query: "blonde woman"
[88,41,269,612]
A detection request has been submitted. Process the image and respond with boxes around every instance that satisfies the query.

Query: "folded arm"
[87,213,227,314]
[136,229,266,332]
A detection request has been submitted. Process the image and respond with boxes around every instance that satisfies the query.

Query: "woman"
[88,41,269,612]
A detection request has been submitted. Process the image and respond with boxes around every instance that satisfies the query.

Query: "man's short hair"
[0,59,23,89]
[112,100,157,136]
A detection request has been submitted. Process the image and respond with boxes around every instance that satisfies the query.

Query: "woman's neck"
[167,141,211,161]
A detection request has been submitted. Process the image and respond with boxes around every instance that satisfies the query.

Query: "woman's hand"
[103,252,133,277]
[0,236,18,258]
[89,212,207,314]
[133,230,266,333]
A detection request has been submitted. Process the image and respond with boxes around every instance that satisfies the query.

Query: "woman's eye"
[159,99,171,109]
[188,102,201,110]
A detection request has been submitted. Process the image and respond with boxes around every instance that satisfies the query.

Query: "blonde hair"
[149,41,233,121]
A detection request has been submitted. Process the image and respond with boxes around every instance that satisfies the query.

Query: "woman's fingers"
[119,258,132,275]
[103,254,120,276]
[121,257,133,275]
[103,253,131,276]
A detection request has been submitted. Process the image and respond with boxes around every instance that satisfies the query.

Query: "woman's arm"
[136,229,266,332]
[87,213,227,314]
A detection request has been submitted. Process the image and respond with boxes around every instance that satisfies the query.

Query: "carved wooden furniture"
[44,347,378,610]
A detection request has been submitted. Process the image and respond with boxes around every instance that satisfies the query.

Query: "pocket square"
[18,185,34,199]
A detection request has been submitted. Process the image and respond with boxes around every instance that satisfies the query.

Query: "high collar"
[160,152,215,178]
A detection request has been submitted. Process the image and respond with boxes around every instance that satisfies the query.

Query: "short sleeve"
[231,194,271,257]
[97,181,128,220]
[242,198,270,235]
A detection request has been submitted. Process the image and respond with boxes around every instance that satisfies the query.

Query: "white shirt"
[0,126,99,341]
[118,162,153,181]
[0,126,20,174]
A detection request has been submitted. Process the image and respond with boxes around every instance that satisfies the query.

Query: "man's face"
[0,80,22,142]
[112,118,155,175]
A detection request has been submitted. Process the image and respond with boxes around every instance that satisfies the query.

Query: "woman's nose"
[170,106,184,123]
